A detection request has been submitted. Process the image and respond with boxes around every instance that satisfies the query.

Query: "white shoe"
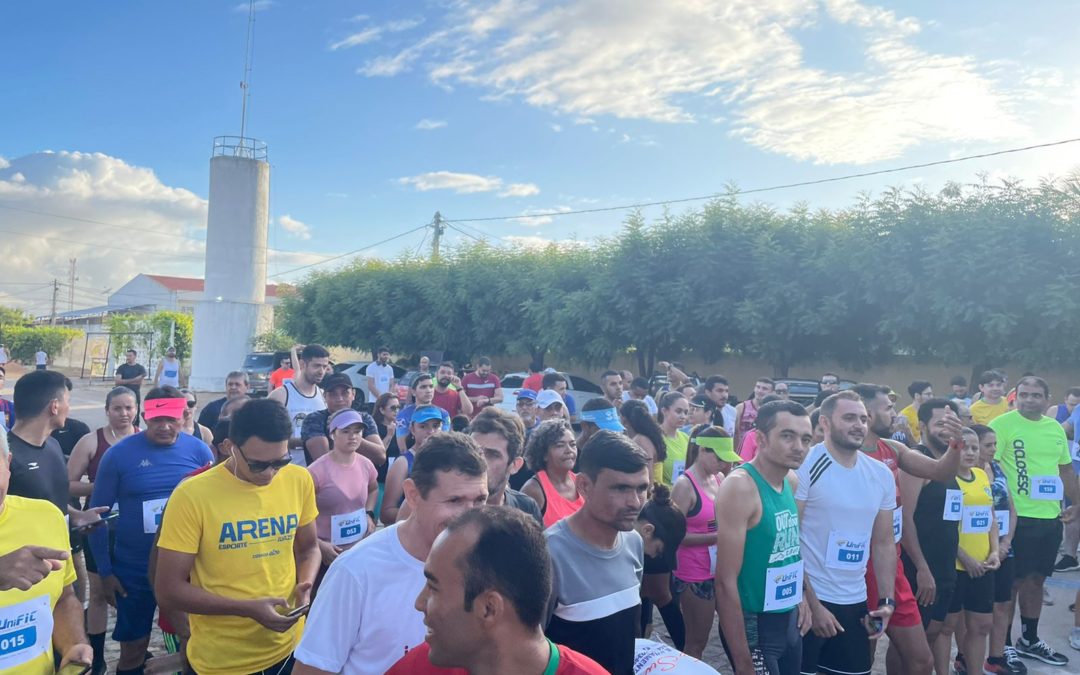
[1070,627,1080,651]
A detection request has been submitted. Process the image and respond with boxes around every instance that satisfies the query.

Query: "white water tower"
[188,137,273,391]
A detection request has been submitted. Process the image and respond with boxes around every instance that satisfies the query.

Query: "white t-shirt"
[621,391,658,415]
[795,442,895,605]
[367,362,394,396]
[720,404,737,435]
[294,523,426,674]
[35,350,47,366]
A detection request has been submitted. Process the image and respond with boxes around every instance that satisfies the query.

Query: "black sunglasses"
[235,443,292,473]
[185,400,197,409]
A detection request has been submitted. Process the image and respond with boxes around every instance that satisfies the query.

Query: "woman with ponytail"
[621,398,667,486]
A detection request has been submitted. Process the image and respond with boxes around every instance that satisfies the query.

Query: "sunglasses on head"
[235,443,292,473]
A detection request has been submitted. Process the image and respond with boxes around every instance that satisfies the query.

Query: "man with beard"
[433,362,474,419]
[991,376,1078,666]
[797,391,896,675]
[469,407,542,526]
[366,346,396,401]
[898,399,965,675]
[853,384,963,675]
[269,344,331,466]
[461,356,503,417]
[600,370,623,406]
[705,375,737,435]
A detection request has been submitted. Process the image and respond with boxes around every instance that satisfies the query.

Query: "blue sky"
[1,1,1078,313]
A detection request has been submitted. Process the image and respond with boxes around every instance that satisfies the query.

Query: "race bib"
[825,530,869,570]
[942,489,962,521]
[961,505,992,534]
[142,497,168,534]
[994,509,1010,537]
[892,507,903,543]
[0,595,52,671]
[1031,476,1063,501]
[672,460,686,481]
[708,545,717,576]
[331,509,368,547]
[762,559,803,611]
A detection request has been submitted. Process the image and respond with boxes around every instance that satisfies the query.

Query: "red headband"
[143,397,187,420]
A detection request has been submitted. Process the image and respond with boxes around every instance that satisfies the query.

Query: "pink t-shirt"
[739,432,759,462]
[307,452,378,547]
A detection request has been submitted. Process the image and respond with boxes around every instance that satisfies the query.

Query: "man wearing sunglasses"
[87,386,214,675]
[155,398,320,675]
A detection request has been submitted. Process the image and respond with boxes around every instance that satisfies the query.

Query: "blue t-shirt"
[89,430,214,577]
[394,404,451,438]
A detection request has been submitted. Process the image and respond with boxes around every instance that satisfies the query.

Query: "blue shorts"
[112,571,157,642]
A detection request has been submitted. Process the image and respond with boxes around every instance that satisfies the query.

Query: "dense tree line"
[281,175,1080,378]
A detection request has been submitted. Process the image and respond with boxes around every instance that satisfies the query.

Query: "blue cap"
[580,407,624,432]
[516,389,538,401]
[412,405,445,425]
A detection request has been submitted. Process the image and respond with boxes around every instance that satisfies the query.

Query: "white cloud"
[234,0,273,13]
[398,171,540,197]
[550,123,562,132]
[0,151,329,309]
[354,0,1056,164]
[503,234,584,249]
[330,17,423,51]
[415,118,447,130]
[510,205,572,226]
[278,214,312,240]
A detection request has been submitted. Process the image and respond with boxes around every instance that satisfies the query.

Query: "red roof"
[145,274,279,298]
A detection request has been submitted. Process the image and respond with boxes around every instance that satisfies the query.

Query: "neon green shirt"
[991,411,1070,519]
[660,431,689,487]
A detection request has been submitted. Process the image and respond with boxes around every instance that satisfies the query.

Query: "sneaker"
[1004,647,1028,675]
[1070,627,1080,651]
[982,660,1013,675]
[1055,555,1080,572]
[1015,637,1070,665]
[954,653,967,675]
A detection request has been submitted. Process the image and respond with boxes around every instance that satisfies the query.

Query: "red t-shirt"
[269,368,294,390]
[433,388,463,418]
[385,641,608,674]
[522,373,543,393]
[460,372,501,414]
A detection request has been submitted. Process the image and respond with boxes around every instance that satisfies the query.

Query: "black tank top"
[903,445,959,585]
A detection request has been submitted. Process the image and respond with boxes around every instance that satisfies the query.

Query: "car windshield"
[243,354,274,368]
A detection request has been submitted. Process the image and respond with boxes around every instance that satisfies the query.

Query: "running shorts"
[948,570,995,615]
[1012,517,1061,580]
[800,601,872,675]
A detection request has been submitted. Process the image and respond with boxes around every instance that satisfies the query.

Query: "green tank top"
[736,463,802,614]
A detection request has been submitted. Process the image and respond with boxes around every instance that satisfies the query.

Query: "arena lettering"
[219,514,299,544]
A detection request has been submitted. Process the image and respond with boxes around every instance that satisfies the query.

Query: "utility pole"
[431,211,446,261]
[50,279,60,325]
[67,258,77,311]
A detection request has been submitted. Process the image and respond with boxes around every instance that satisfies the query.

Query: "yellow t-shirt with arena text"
[0,496,76,675]
[157,463,317,675]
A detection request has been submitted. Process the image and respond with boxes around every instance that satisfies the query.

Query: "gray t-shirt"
[544,518,644,675]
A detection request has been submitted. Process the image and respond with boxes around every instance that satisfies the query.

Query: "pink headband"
[143,397,187,420]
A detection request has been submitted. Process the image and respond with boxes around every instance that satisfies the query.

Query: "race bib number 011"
[825,530,869,570]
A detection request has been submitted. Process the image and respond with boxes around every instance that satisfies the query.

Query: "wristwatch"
[366,510,376,522]
[878,597,896,609]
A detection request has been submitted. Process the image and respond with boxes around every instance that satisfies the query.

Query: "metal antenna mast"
[239,0,257,141]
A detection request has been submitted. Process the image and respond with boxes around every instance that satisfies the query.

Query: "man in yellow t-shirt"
[155,399,320,675]
[899,380,933,444]
[971,370,1009,426]
[0,436,92,674]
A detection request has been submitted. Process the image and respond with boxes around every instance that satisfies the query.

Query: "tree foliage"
[282,175,1080,376]
[3,326,81,362]
[105,311,194,360]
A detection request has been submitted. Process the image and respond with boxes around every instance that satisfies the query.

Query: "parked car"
[496,371,605,415]
[774,377,856,407]
[242,352,277,395]
[337,362,409,408]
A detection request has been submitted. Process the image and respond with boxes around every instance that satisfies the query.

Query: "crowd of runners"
[2,348,1080,675]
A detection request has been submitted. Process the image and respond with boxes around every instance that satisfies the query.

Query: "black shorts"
[903,561,955,627]
[994,556,1014,603]
[948,570,994,615]
[800,601,871,675]
[1012,517,1061,580]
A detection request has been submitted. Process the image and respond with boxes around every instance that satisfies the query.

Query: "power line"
[269,223,432,278]
[446,223,486,244]
[445,136,1080,224]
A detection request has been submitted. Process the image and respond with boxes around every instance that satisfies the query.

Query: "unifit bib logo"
[768,510,800,564]
[0,608,38,658]
[772,570,799,601]
[218,514,299,550]
[1013,439,1030,496]
[836,539,866,563]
